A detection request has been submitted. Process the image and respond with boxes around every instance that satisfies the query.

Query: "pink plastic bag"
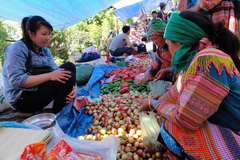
[73,96,93,112]
[134,73,145,85]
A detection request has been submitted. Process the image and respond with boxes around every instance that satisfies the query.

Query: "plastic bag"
[20,142,46,160]
[139,112,164,153]
[46,122,119,160]
[148,80,165,99]
[124,55,139,63]
[134,73,145,85]
[0,73,11,112]
[73,96,94,112]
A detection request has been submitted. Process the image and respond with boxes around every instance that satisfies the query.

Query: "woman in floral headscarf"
[140,11,240,159]
[144,19,173,82]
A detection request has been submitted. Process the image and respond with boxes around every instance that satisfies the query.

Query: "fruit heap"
[105,65,148,80]
[133,54,149,59]
[128,58,152,68]
[80,91,168,160]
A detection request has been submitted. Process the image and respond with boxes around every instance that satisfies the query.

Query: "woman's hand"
[144,70,154,82]
[49,69,71,83]
[66,87,77,104]
[139,98,156,112]
[154,68,171,80]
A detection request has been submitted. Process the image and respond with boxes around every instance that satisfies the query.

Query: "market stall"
[0,53,172,159]
[55,53,172,159]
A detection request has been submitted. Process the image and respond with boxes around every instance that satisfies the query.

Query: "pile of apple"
[79,91,168,160]
[128,58,152,68]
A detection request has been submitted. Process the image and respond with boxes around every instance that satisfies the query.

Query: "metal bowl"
[22,113,56,129]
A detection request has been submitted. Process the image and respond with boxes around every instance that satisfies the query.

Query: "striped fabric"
[156,48,240,158]
[177,0,239,36]
[159,78,180,104]
[164,120,240,159]
[156,71,229,131]
[200,0,239,36]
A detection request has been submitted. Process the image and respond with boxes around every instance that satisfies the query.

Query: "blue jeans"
[110,46,133,56]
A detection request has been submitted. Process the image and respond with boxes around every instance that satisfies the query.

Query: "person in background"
[171,2,177,12]
[3,16,77,114]
[140,11,240,159]
[148,11,160,52]
[158,2,167,22]
[129,27,141,44]
[144,20,173,82]
[178,0,239,37]
[167,2,178,20]
[109,26,137,56]
[148,11,158,28]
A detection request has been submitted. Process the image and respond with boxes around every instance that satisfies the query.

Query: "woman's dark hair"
[21,15,53,52]
[179,11,240,71]
[122,26,130,33]
[159,2,166,10]
[233,1,240,18]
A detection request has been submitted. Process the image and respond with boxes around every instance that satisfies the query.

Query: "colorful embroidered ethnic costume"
[158,48,240,159]
[154,12,240,159]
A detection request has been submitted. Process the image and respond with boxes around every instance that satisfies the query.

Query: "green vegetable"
[100,79,150,94]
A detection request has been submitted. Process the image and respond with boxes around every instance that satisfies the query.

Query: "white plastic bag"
[46,122,120,160]
[0,73,11,112]
[139,112,164,153]
[148,80,165,99]
[148,80,172,99]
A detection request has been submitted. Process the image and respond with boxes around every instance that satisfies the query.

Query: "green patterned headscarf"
[164,12,208,74]
[147,19,167,37]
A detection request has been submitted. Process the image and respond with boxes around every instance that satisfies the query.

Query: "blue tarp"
[0,0,120,30]
[56,64,119,137]
[114,0,167,22]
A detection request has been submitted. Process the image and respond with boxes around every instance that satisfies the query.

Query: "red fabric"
[198,37,218,51]
[73,96,91,112]
[155,48,172,69]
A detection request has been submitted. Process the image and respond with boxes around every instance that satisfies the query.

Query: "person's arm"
[124,35,137,52]
[154,70,229,131]
[157,11,163,20]
[140,74,180,111]
[22,69,71,88]
[65,83,78,104]
[22,48,71,88]
[154,67,172,80]
[158,76,179,103]
[149,58,162,76]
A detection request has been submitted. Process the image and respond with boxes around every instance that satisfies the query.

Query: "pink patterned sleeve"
[199,0,222,11]
[156,72,229,131]
[158,80,180,104]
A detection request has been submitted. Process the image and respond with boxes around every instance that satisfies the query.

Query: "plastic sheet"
[78,64,119,98]
[57,65,120,138]
[56,103,93,138]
